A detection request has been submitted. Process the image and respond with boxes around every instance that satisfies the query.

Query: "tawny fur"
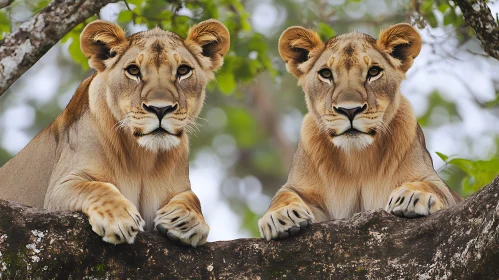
[259,23,462,241]
[0,19,230,246]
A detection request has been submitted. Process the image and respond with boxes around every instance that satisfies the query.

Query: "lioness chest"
[322,178,396,220]
[114,175,182,231]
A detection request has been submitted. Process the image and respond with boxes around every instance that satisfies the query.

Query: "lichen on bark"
[454,0,499,60]
[1,177,499,279]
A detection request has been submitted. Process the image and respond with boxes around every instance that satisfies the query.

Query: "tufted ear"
[80,20,127,72]
[185,19,230,71]
[377,23,422,72]
[278,26,324,78]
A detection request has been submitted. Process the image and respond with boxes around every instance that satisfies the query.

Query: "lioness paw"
[86,197,145,244]
[385,185,443,218]
[154,204,209,247]
[258,202,314,241]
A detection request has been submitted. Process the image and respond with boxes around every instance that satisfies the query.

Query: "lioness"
[0,19,230,246]
[258,23,462,240]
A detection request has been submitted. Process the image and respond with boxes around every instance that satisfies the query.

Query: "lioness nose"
[142,103,178,120]
[334,104,367,122]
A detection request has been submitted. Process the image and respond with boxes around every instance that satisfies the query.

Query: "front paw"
[154,204,209,247]
[258,202,314,241]
[86,197,145,244]
[385,185,444,218]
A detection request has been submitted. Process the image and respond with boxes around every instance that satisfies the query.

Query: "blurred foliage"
[0,0,498,238]
[414,0,475,41]
[437,149,499,197]
[0,11,10,39]
[417,91,461,127]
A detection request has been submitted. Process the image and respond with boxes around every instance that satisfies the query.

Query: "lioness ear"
[377,23,422,72]
[278,26,324,78]
[185,19,230,71]
[80,20,127,72]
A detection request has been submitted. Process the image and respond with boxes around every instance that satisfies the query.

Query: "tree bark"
[0,177,498,279]
[0,0,14,9]
[454,0,499,60]
[0,0,120,96]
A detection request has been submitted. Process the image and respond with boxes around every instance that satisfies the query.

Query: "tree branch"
[1,177,499,278]
[0,0,120,96]
[454,0,499,60]
[0,0,14,9]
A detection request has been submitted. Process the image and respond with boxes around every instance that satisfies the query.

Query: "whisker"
[376,120,392,136]
[192,116,209,124]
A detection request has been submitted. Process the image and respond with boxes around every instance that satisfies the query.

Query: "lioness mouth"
[134,128,182,137]
[343,128,362,136]
[332,128,376,137]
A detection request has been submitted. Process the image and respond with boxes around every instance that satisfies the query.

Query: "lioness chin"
[258,23,462,240]
[0,19,230,247]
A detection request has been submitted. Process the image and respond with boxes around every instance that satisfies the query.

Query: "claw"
[157,224,168,236]
[406,213,426,219]
[392,210,404,217]
[278,231,290,239]
[166,232,181,244]
[299,221,309,228]
[289,226,300,236]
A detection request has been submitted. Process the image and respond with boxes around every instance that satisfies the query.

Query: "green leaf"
[485,93,499,108]
[226,107,260,148]
[437,3,449,14]
[62,19,96,70]
[426,11,438,28]
[117,10,133,23]
[443,10,457,26]
[447,158,473,174]
[217,71,236,94]
[127,0,143,6]
[420,0,434,13]
[317,23,335,41]
[30,0,50,11]
[68,36,89,70]
[0,11,10,39]
[435,152,449,162]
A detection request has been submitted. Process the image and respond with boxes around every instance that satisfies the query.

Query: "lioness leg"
[154,191,209,247]
[46,181,145,244]
[385,181,450,218]
[258,190,315,241]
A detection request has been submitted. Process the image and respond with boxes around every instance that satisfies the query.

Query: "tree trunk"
[1,177,498,279]
[0,0,120,96]
[454,0,499,60]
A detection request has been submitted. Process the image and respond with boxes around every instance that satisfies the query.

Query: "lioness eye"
[126,65,141,77]
[368,66,382,77]
[177,65,192,76]
[318,68,333,79]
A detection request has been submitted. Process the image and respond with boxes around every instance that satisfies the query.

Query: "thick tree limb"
[454,0,499,60]
[1,177,499,279]
[0,0,120,96]
[0,0,14,9]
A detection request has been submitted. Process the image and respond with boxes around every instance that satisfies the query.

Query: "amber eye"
[126,65,141,77]
[367,66,382,77]
[177,65,192,77]
[318,68,333,80]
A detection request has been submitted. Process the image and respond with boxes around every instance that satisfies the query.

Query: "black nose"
[334,104,367,122]
[142,103,178,120]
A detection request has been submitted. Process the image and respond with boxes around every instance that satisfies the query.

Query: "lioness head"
[80,20,230,151]
[279,24,422,152]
